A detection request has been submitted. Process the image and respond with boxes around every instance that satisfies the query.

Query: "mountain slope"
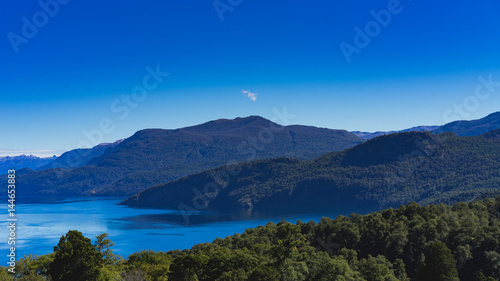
[433,111,500,136]
[0,155,57,172]
[352,111,500,139]
[36,140,123,171]
[121,130,500,211]
[17,116,364,196]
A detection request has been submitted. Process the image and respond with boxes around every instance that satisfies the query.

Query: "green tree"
[94,233,117,265]
[272,221,306,267]
[357,255,398,281]
[15,253,54,280]
[248,264,280,281]
[48,230,103,281]
[126,250,172,280]
[0,267,12,281]
[306,251,361,281]
[475,272,496,281]
[168,253,207,281]
[393,259,410,281]
[417,242,459,281]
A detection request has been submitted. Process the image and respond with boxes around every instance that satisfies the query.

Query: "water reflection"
[0,197,371,259]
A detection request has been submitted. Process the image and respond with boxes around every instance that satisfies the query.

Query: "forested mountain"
[0,155,56,172]
[433,111,500,136]
[122,130,500,211]
[16,116,364,196]
[36,140,123,171]
[9,197,500,280]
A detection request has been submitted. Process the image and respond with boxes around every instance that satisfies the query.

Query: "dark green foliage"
[168,253,207,280]
[14,253,54,280]
[417,242,459,281]
[0,268,12,280]
[357,255,399,281]
[16,198,500,280]
[16,116,363,197]
[124,130,500,211]
[476,272,496,281]
[48,230,103,281]
[124,250,172,280]
[248,265,280,280]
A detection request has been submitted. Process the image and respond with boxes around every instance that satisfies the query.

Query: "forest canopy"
[3,196,500,280]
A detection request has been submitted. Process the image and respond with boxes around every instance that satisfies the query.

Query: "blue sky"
[1,0,500,156]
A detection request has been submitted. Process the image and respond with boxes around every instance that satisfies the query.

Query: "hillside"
[0,155,57,172]
[16,116,364,196]
[433,111,500,136]
[36,140,123,171]
[121,130,500,211]
[158,197,499,280]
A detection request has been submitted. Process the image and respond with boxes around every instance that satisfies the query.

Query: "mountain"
[36,140,123,171]
[121,130,500,211]
[0,155,57,172]
[16,116,364,196]
[352,125,439,139]
[16,167,36,176]
[352,111,500,139]
[433,111,500,136]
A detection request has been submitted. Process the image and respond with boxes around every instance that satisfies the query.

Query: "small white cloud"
[241,90,258,101]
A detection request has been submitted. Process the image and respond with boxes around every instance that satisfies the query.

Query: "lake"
[1,197,372,259]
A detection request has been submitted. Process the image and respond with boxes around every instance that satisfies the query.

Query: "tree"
[0,268,12,281]
[393,259,410,281]
[168,253,207,281]
[248,264,280,281]
[49,230,103,281]
[306,251,360,281]
[15,253,54,279]
[94,233,117,265]
[475,272,496,281]
[357,255,399,281]
[417,242,459,281]
[126,250,172,280]
[272,221,306,267]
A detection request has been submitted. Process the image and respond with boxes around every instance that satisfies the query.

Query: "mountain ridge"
[37,140,123,171]
[0,155,57,172]
[15,116,364,197]
[352,111,500,139]
[121,130,500,212]
[351,125,440,139]
[432,111,500,136]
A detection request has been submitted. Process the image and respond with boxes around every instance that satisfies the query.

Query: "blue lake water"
[1,197,371,259]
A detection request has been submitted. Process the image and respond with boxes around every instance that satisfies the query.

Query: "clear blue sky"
[1,0,500,156]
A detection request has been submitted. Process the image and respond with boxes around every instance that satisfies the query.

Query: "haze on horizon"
[1,0,500,156]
